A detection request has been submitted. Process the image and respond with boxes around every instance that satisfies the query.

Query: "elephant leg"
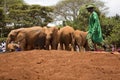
[51,42,58,50]
[65,43,70,51]
[27,46,31,50]
[84,41,89,51]
[51,43,54,50]
[45,44,49,50]
[35,37,45,50]
[27,44,34,50]
[39,42,45,49]
[45,41,49,50]
[55,44,58,50]
[40,42,46,49]
[72,40,77,51]
[73,45,76,51]
[19,39,26,51]
[45,39,50,50]
[79,45,82,52]
[60,42,64,50]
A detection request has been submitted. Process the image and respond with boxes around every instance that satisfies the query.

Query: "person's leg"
[96,41,107,51]
[93,43,97,51]
[86,34,94,51]
[99,41,107,51]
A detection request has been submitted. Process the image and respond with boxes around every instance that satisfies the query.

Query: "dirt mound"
[0,50,120,80]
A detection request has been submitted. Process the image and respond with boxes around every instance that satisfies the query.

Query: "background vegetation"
[0,0,120,47]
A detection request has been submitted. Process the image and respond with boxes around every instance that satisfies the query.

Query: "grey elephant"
[7,42,20,52]
[43,26,59,50]
[59,26,74,51]
[6,28,25,51]
[6,26,43,51]
[72,30,88,51]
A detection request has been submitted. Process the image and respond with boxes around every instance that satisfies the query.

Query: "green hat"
[86,4,95,9]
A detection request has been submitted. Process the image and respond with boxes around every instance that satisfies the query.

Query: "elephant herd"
[6,26,89,52]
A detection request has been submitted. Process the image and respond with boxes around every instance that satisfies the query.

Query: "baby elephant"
[7,42,20,52]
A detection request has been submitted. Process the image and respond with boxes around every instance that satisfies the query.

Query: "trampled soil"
[0,50,120,80]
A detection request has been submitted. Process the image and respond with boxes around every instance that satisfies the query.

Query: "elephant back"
[59,26,74,42]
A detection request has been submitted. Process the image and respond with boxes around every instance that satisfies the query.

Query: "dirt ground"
[0,50,120,80]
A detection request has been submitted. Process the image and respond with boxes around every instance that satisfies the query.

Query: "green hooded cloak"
[87,11,103,43]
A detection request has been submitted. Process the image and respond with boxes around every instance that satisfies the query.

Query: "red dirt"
[0,50,120,80]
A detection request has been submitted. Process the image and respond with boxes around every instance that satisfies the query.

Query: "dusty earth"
[0,50,120,80]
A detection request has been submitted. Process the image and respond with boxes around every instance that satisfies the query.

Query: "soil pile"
[0,50,120,80]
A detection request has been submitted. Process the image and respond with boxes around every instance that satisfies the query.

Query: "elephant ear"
[10,34,14,39]
[9,30,19,39]
[9,34,16,42]
[16,32,26,42]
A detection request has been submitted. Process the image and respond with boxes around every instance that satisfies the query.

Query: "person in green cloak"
[86,4,104,51]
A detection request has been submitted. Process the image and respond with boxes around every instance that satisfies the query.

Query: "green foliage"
[100,17,114,39]
[105,17,120,47]
[0,0,54,37]
[77,5,89,31]
[99,14,120,47]
[8,4,53,27]
[0,7,5,27]
[0,37,7,42]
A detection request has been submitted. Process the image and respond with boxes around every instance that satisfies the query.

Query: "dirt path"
[0,50,120,80]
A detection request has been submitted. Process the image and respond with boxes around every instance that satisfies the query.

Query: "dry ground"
[0,50,120,80]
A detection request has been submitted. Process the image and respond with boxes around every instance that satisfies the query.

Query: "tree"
[0,0,25,14]
[104,15,120,47]
[0,0,54,37]
[0,8,5,37]
[52,0,107,31]
[53,0,106,22]
[100,17,114,39]
[7,4,53,28]
[0,7,4,27]
[28,5,53,26]
[0,0,53,28]
[0,0,26,27]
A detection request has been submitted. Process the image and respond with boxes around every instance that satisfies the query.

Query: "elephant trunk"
[45,39,50,50]
[6,38,12,52]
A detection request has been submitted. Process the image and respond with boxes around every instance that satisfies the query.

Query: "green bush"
[0,37,7,42]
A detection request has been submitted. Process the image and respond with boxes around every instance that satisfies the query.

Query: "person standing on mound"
[86,4,104,51]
